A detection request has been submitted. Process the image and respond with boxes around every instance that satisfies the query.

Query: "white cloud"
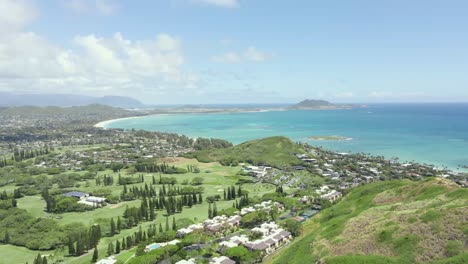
[95,0,118,15]
[243,47,269,62]
[62,0,118,15]
[211,52,242,63]
[192,0,238,8]
[0,1,199,101]
[0,0,37,33]
[212,46,271,63]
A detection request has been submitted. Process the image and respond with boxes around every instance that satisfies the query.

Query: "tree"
[208,203,213,219]
[111,163,124,173]
[122,237,126,249]
[92,247,98,263]
[107,242,114,256]
[110,218,116,236]
[191,177,204,185]
[282,219,302,237]
[117,216,122,231]
[213,202,218,217]
[33,253,43,264]
[115,240,121,254]
[172,216,177,231]
[3,231,9,243]
[67,236,75,256]
[225,246,259,263]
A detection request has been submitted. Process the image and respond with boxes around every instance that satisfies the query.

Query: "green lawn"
[7,158,277,264]
[0,245,53,264]
[17,196,47,218]
[115,248,136,263]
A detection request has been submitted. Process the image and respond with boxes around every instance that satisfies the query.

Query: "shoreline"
[93,107,291,128]
[94,106,357,128]
[93,111,466,173]
[94,115,148,128]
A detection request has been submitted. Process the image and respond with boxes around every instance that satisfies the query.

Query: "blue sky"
[1,0,467,104]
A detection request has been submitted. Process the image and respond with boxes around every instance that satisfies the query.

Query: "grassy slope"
[185,136,305,167]
[267,178,467,264]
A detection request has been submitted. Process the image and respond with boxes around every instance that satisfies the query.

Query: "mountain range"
[0,93,144,108]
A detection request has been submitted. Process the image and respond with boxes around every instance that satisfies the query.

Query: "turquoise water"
[105,104,468,170]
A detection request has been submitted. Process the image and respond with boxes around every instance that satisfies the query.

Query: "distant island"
[289,99,355,110]
[308,135,352,141]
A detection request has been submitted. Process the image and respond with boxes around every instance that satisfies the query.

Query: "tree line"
[13,147,52,162]
[134,162,186,174]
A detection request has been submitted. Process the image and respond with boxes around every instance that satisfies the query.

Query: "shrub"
[420,210,441,223]
[446,240,463,257]
[377,229,393,243]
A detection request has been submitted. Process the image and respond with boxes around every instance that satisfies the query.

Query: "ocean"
[102,103,468,171]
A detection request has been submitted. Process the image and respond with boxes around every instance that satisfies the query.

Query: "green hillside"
[268,178,467,264]
[184,136,305,167]
[0,104,137,118]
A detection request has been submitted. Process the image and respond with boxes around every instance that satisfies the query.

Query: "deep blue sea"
[104,104,468,170]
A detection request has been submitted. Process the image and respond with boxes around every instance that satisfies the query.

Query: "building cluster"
[239,200,284,215]
[175,256,236,264]
[170,200,287,262]
[176,215,242,238]
[243,165,272,178]
[63,191,106,207]
[220,222,292,256]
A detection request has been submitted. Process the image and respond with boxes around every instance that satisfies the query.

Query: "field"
[0,245,54,264]
[9,157,276,263]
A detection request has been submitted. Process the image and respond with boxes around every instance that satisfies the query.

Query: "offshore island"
[307,135,352,141]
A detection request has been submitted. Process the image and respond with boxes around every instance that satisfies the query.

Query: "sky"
[0,0,467,104]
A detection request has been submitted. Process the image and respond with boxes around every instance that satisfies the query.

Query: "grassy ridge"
[184,136,305,167]
[268,178,467,264]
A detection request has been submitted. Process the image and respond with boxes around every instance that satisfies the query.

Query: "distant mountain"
[93,96,144,108]
[0,92,144,108]
[289,99,353,110]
